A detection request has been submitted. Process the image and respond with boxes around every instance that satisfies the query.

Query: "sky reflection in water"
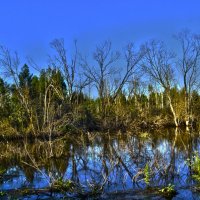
[0,129,200,199]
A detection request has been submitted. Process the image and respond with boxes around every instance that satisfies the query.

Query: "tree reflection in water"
[0,128,199,198]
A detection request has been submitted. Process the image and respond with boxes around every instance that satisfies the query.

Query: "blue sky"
[0,0,200,66]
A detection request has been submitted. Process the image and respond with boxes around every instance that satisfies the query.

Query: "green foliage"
[144,163,150,186]
[0,119,18,136]
[30,76,40,99]
[158,184,176,198]
[1,58,200,136]
[0,78,12,120]
[53,178,75,193]
[188,152,200,182]
[0,166,6,175]
[191,91,200,122]
[19,64,33,88]
[140,132,149,139]
[0,191,6,197]
[61,124,78,133]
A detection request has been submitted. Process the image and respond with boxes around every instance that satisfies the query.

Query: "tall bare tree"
[0,45,36,134]
[175,30,200,123]
[142,40,179,126]
[50,39,77,104]
[81,41,120,119]
[112,43,144,101]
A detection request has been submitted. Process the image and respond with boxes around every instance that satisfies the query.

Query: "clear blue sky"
[0,0,200,66]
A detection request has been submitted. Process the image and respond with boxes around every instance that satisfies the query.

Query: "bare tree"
[50,39,77,103]
[0,45,37,134]
[175,30,200,123]
[142,40,179,126]
[112,43,145,101]
[81,41,120,119]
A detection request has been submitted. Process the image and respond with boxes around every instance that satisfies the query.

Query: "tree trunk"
[167,94,178,127]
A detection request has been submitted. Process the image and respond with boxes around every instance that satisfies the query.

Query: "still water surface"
[0,129,200,199]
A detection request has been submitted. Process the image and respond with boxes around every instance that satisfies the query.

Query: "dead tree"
[175,30,200,124]
[112,43,144,101]
[81,41,120,120]
[50,39,77,104]
[142,40,179,126]
[0,45,36,134]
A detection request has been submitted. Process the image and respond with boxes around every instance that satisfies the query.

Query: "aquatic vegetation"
[158,184,176,198]
[52,178,76,193]
[87,181,104,196]
[52,178,103,197]
[144,163,151,186]
[0,191,6,196]
[188,152,200,182]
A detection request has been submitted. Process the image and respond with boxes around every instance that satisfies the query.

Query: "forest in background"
[0,30,200,137]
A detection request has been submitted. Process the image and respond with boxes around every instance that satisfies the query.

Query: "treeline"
[1,30,200,136]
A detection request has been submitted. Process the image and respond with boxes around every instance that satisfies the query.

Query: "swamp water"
[0,129,200,199]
